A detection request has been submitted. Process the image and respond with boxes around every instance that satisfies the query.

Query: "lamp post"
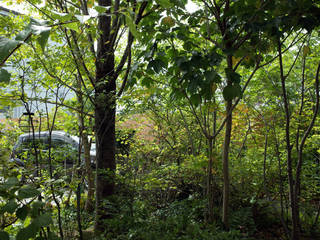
[19,112,38,132]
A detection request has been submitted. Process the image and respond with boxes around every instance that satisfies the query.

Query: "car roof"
[18,131,78,142]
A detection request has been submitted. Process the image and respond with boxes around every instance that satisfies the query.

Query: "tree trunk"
[207,138,214,222]
[75,74,95,213]
[83,133,95,212]
[94,0,116,234]
[278,39,300,240]
[222,98,232,229]
[222,52,233,229]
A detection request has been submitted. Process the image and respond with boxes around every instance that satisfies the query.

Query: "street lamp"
[18,112,38,132]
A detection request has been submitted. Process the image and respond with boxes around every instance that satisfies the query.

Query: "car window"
[52,138,78,151]
[20,137,48,150]
[51,139,67,148]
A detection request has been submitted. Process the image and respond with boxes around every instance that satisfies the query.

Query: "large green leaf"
[16,223,38,240]
[0,37,22,64]
[31,25,51,51]
[64,22,80,32]
[225,68,241,84]
[147,59,166,73]
[15,27,32,42]
[0,69,11,83]
[141,77,153,87]
[33,214,53,228]
[190,94,202,106]
[204,69,221,83]
[16,205,29,220]
[50,11,73,22]
[222,84,242,101]
[30,201,45,218]
[0,231,9,240]
[0,200,18,214]
[124,13,140,40]
[94,6,111,14]
[18,186,40,199]
[3,177,19,188]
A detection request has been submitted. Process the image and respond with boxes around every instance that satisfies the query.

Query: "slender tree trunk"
[294,62,320,238]
[75,75,95,212]
[278,39,300,240]
[83,134,95,212]
[222,52,233,229]
[263,129,268,197]
[178,108,196,156]
[274,131,290,238]
[222,98,232,229]
[94,0,116,234]
[207,138,214,222]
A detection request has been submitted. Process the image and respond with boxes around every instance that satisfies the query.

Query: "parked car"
[10,131,96,176]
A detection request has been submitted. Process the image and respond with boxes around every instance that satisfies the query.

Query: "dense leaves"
[0,0,320,239]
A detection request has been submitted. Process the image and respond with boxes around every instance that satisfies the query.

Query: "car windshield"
[20,137,48,149]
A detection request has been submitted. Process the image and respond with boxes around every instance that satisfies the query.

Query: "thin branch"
[117,48,131,97]
[214,64,260,138]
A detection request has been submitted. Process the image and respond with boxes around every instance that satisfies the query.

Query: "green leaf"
[94,6,111,14]
[156,0,174,8]
[16,205,29,220]
[18,186,40,199]
[208,49,223,65]
[0,69,11,83]
[233,83,242,98]
[31,25,51,51]
[225,68,241,84]
[33,214,53,228]
[0,37,22,64]
[1,200,18,214]
[147,59,166,73]
[15,27,32,42]
[16,223,38,240]
[30,201,45,218]
[223,84,242,101]
[50,11,73,22]
[64,22,80,32]
[0,231,9,240]
[205,69,221,83]
[3,177,19,188]
[190,94,202,106]
[141,77,153,87]
[124,13,140,40]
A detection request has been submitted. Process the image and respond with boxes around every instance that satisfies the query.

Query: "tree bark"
[222,51,233,229]
[94,0,116,234]
[207,138,214,222]
[222,98,232,229]
[83,132,95,212]
[278,39,300,240]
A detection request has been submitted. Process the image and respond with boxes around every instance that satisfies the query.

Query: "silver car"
[10,131,95,174]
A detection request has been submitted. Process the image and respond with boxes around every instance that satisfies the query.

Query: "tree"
[1,0,159,234]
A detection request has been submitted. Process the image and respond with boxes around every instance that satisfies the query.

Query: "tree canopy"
[0,0,320,239]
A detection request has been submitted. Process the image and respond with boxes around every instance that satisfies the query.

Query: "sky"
[0,0,29,14]
[186,0,199,13]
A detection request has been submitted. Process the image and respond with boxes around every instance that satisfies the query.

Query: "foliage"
[0,0,320,239]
